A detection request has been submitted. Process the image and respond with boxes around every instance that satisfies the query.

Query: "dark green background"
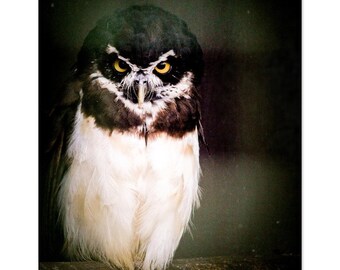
[40,0,301,260]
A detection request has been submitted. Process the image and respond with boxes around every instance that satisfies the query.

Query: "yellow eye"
[113,59,128,73]
[155,62,171,74]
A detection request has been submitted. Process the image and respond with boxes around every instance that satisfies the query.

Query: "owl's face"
[72,6,203,136]
[98,45,193,106]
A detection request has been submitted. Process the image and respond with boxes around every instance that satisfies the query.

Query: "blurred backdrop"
[40,0,301,260]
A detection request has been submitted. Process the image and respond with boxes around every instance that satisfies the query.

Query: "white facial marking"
[106,45,119,54]
[144,50,176,73]
[96,45,193,131]
[87,69,194,132]
[106,45,139,72]
[106,45,176,73]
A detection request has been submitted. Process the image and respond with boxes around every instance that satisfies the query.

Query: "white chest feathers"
[58,109,201,270]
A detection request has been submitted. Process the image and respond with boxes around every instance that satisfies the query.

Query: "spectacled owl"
[44,5,205,270]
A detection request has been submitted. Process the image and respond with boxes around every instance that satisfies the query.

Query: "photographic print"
[39,1,301,269]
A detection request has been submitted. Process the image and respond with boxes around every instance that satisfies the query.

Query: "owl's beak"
[138,82,146,108]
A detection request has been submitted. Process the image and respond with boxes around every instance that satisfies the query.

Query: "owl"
[44,5,205,270]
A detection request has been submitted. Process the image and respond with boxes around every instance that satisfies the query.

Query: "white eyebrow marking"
[106,45,119,54]
[144,50,176,73]
[106,45,139,72]
[106,45,177,73]
[149,50,176,66]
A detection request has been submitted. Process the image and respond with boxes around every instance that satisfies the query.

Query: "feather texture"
[58,107,200,269]
[42,5,205,269]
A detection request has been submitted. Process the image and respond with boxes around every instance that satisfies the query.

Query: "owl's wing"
[40,79,81,259]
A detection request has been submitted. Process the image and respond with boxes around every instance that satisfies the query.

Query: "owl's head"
[71,5,203,136]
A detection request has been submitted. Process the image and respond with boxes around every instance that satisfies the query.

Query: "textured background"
[40,0,301,261]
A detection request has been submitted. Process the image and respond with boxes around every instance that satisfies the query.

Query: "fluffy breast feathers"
[58,106,201,269]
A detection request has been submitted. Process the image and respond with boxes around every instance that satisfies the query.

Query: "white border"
[0,0,38,269]
[303,1,340,269]
[2,1,340,269]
